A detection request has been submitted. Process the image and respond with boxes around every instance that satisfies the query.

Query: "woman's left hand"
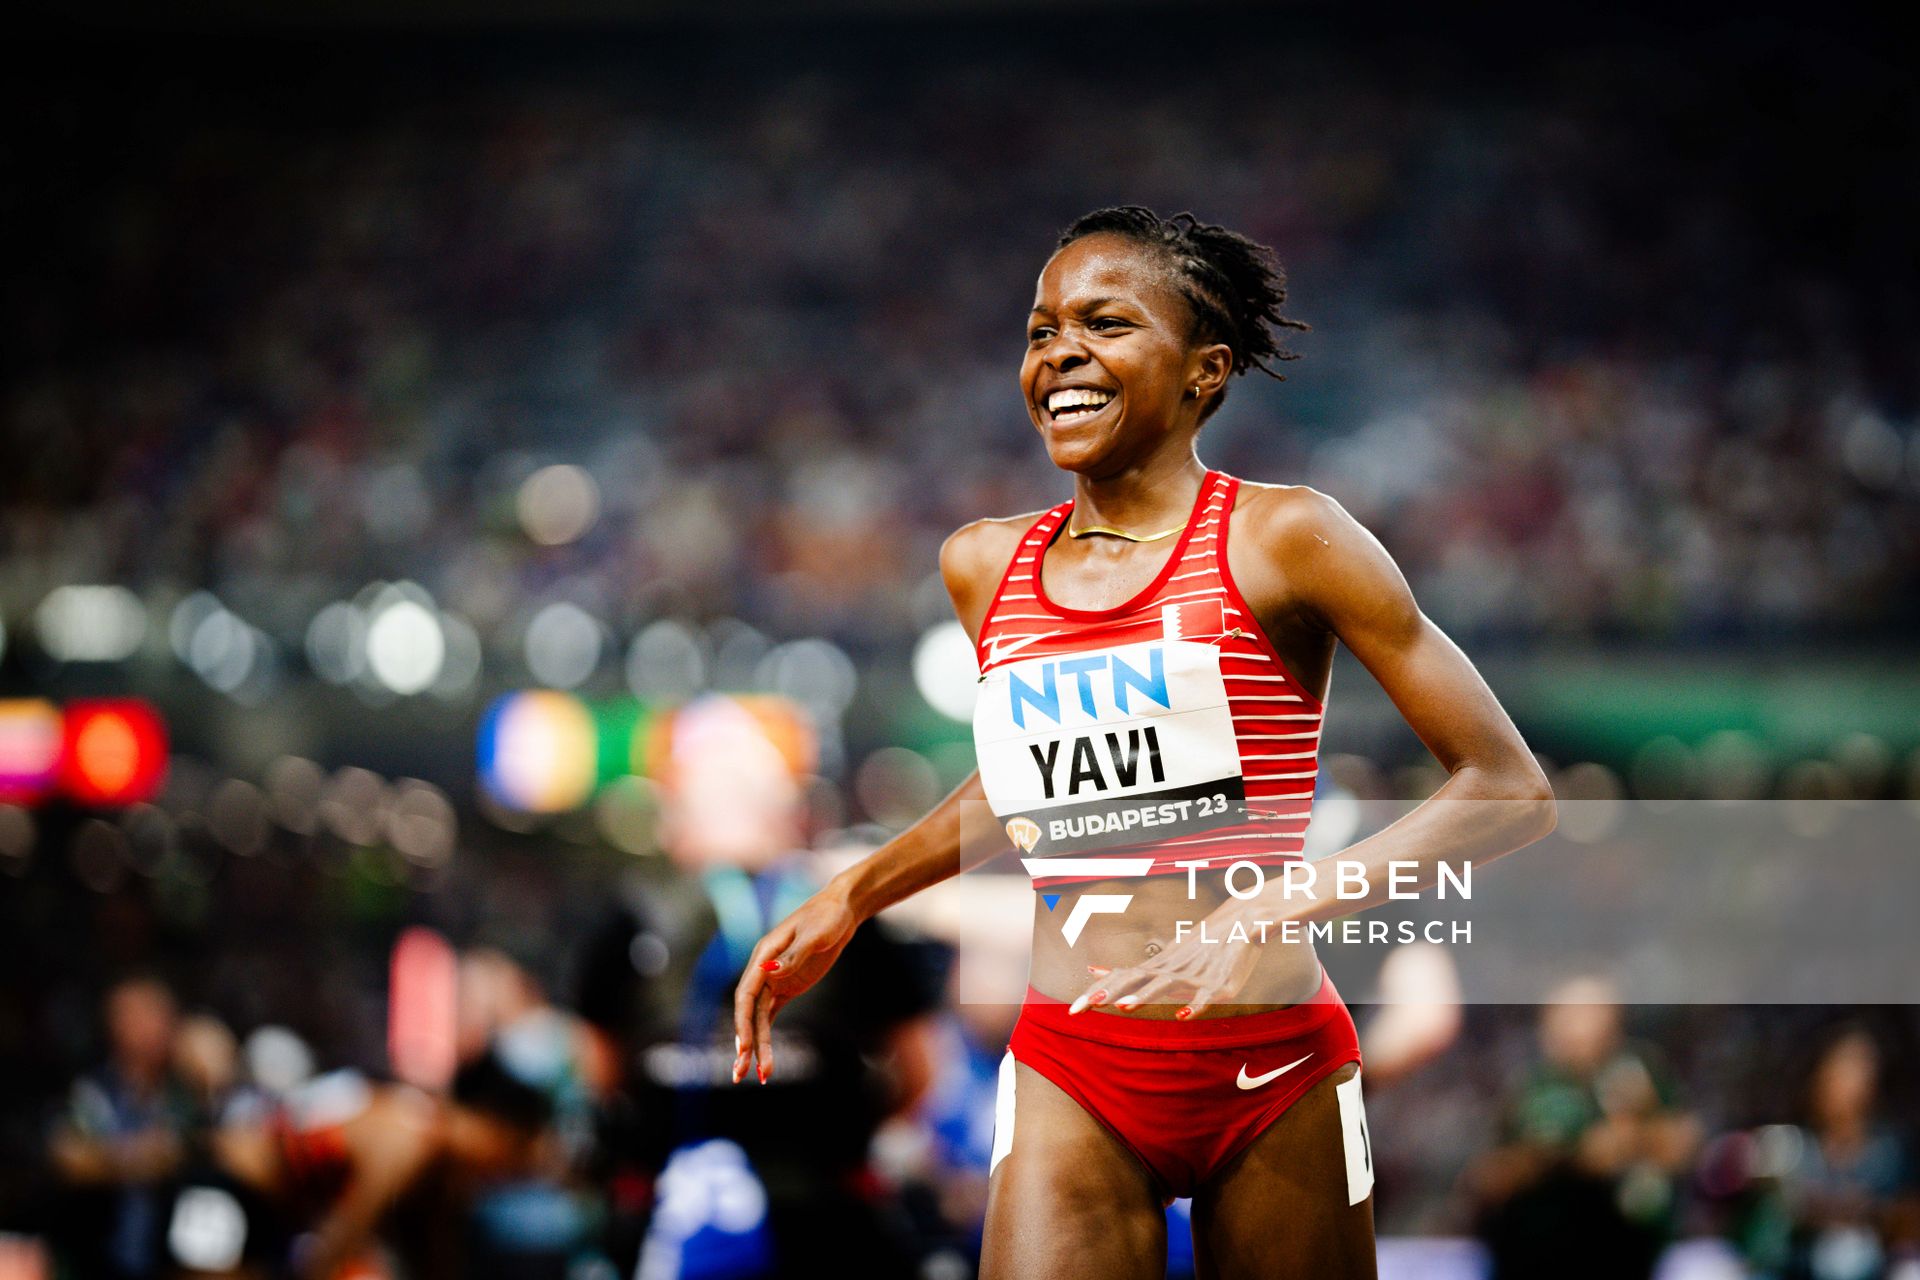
[1069,908,1264,1019]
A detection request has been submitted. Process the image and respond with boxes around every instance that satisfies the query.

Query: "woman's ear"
[1192,342,1235,402]
[1190,343,1236,402]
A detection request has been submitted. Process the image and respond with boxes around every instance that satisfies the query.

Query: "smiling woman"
[732,206,1557,1279]
[1025,206,1307,439]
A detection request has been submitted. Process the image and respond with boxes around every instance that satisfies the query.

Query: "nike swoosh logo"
[984,631,1059,666]
[1236,1054,1313,1090]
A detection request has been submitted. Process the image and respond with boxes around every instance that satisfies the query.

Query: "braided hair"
[1057,206,1308,422]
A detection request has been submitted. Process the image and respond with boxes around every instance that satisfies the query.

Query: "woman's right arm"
[731,516,1024,1084]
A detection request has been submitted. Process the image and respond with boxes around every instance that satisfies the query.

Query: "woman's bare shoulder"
[1231,479,1363,551]
[939,511,1048,633]
[1231,478,1414,630]
[940,511,1046,584]
[1229,479,1405,605]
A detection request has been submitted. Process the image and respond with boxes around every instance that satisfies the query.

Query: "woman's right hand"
[731,881,863,1084]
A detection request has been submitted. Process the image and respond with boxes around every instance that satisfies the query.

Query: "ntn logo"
[1008,647,1169,728]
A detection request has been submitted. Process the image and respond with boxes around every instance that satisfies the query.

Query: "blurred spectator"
[208,1052,554,1279]
[882,949,1024,1275]
[1358,941,1466,1091]
[454,946,616,1277]
[1776,1027,1919,1280]
[457,946,615,1163]
[46,975,191,1279]
[582,696,942,1278]
[172,1013,245,1128]
[1469,977,1702,1280]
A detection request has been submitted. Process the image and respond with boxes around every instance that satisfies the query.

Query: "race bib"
[974,639,1244,857]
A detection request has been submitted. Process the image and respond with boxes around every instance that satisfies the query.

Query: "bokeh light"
[708,619,770,691]
[525,602,604,689]
[387,779,457,869]
[206,779,271,857]
[185,605,272,698]
[626,619,706,700]
[912,620,978,721]
[758,638,858,717]
[594,774,661,855]
[320,766,389,847]
[243,1027,315,1095]
[0,700,63,804]
[59,700,168,807]
[264,755,325,835]
[168,592,222,663]
[478,690,598,814]
[388,926,457,1090]
[365,595,446,695]
[516,464,600,546]
[305,601,367,685]
[853,746,939,829]
[430,612,483,701]
[34,585,147,663]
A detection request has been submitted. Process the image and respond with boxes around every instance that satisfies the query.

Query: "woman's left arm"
[1078,486,1557,1016]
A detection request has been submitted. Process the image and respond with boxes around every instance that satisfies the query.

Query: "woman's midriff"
[1027,873,1323,1018]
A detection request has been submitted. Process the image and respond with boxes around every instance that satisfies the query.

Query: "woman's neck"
[1069,448,1208,536]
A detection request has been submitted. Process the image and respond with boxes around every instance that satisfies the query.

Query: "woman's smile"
[1038,385,1122,432]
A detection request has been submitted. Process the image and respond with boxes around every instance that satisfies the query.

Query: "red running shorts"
[996,967,1366,1203]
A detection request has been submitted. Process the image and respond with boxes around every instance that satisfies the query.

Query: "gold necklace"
[1066,521,1183,542]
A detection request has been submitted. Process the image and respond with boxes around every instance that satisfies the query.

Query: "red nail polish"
[1086,965,1110,976]
[761,959,781,972]
[1090,990,1108,1006]
[1176,1006,1193,1020]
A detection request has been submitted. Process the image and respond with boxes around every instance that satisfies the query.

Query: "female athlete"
[731,206,1557,1278]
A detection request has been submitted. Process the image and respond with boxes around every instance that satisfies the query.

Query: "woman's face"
[1020,233,1228,477]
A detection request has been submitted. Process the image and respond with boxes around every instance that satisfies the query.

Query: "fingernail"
[1086,965,1110,976]
[757,1065,768,1083]
[1068,996,1088,1015]
[1089,989,1108,1006]
[1176,1006,1193,1020]
[1114,999,1137,1011]
[761,959,782,972]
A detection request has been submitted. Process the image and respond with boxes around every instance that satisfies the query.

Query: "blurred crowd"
[4,15,1917,718]
[7,698,956,1279]
[1,695,1916,1279]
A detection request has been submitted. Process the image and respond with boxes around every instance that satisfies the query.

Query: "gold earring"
[1189,386,1201,399]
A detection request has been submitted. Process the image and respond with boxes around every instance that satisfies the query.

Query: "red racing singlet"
[971,470,1325,890]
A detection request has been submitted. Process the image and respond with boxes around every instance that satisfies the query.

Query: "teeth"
[1047,388,1115,415]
